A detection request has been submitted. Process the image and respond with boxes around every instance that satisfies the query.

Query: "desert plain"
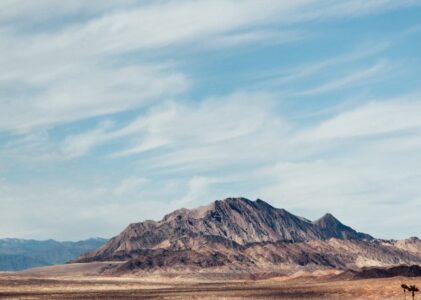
[0,264,419,299]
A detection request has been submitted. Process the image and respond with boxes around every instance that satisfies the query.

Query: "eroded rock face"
[74,198,420,274]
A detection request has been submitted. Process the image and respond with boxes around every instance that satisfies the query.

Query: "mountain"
[0,238,107,271]
[76,198,372,264]
[339,265,421,279]
[103,238,421,275]
[313,213,373,240]
[72,197,421,274]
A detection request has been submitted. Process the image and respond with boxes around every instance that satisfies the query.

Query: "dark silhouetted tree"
[408,285,419,300]
[402,284,409,299]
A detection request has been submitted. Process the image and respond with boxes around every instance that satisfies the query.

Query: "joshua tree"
[402,284,409,299]
[408,285,419,300]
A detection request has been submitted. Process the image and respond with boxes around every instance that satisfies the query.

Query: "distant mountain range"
[74,198,421,274]
[0,237,107,271]
[339,264,421,279]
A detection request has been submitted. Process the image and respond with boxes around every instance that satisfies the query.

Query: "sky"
[1,0,421,241]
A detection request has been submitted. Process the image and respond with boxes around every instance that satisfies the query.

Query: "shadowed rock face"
[339,264,421,279]
[313,213,373,240]
[74,198,421,274]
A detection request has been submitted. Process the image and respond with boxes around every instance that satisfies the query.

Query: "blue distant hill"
[0,237,107,271]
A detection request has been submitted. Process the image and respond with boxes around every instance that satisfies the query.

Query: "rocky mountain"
[77,197,374,264]
[0,238,107,271]
[339,264,421,279]
[313,213,373,240]
[72,197,421,274]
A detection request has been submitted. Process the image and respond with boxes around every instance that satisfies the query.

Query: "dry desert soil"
[0,268,420,300]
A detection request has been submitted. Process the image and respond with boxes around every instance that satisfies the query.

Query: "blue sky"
[1,0,421,240]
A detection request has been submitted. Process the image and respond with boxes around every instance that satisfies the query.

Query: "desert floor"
[0,272,420,300]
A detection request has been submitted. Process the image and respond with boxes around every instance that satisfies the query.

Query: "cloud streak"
[1,0,416,132]
[1,1,421,240]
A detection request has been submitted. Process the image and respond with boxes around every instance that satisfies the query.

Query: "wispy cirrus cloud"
[59,92,287,159]
[297,60,396,96]
[296,96,421,141]
[1,0,416,132]
[2,92,421,239]
[1,0,421,241]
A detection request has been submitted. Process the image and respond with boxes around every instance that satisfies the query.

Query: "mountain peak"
[216,197,254,205]
[314,213,373,241]
[217,197,275,210]
[314,213,341,226]
[222,197,250,202]
[162,197,257,222]
[76,197,376,265]
[70,198,421,274]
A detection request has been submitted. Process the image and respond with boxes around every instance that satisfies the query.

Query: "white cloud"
[297,60,394,95]
[113,176,148,196]
[248,40,393,96]
[0,174,227,240]
[0,58,189,132]
[59,91,289,160]
[113,137,169,157]
[296,98,421,141]
[173,176,222,208]
[110,92,290,172]
[0,176,172,239]
[1,0,421,241]
[256,151,421,239]
[250,98,421,238]
[1,0,416,132]
[60,121,114,158]
[3,97,421,239]
[0,0,137,26]
[206,29,305,49]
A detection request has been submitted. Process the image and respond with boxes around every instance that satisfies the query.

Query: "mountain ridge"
[313,213,373,240]
[72,197,421,275]
[77,197,373,264]
[0,237,107,271]
[338,264,421,279]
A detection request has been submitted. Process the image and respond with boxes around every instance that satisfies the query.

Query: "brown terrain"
[0,267,420,299]
[1,197,420,299]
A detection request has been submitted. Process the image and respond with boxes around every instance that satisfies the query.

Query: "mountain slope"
[78,198,373,263]
[0,238,107,271]
[313,213,373,240]
[107,238,421,274]
[339,264,421,279]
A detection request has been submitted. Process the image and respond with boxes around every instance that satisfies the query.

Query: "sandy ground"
[0,271,420,300]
